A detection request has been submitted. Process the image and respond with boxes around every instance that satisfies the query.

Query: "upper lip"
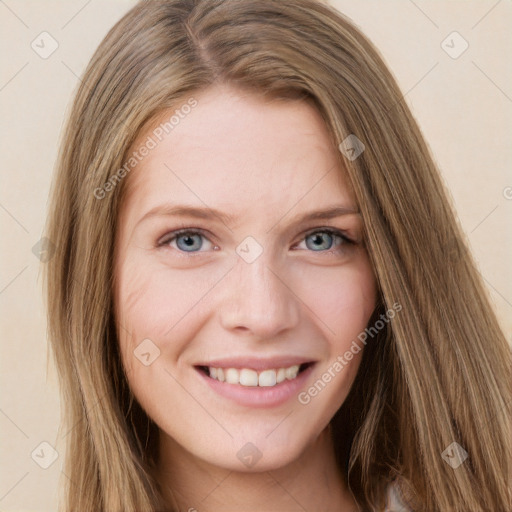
[195,356,316,372]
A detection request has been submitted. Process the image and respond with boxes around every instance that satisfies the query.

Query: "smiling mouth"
[196,362,314,387]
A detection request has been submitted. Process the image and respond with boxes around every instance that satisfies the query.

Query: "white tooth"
[210,365,301,385]
[225,368,240,384]
[239,369,258,386]
[276,368,286,383]
[285,365,300,380]
[258,369,277,387]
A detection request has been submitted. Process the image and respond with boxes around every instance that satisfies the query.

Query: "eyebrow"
[136,203,360,230]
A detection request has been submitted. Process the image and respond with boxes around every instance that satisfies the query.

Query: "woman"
[43,0,512,511]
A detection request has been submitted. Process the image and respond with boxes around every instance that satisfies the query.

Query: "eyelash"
[157,226,354,257]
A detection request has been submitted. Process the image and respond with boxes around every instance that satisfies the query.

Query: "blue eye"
[306,231,335,251]
[298,228,351,253]
[159,229,214,253]
[175,232,203,251]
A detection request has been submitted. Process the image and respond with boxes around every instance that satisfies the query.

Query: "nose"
[219,256,301,340]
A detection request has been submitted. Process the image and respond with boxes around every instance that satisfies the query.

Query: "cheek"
[293,263,375,424]
[113,261,195,425]
[115,258,220,355]
[294,256,376,402]
[296,255,377,344]
[114,260,177,378]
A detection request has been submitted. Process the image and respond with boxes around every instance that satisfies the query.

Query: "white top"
[384,481,413,511]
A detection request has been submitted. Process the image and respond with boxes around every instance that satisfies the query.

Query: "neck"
[154,426,360,512]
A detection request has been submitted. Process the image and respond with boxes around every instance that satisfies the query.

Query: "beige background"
[0,1,510,510]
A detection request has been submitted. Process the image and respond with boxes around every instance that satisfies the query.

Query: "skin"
[113,83,377,511]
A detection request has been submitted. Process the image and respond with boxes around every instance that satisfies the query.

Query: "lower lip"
[196,365,315,408]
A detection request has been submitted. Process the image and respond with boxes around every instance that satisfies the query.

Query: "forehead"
[119,84,355,226]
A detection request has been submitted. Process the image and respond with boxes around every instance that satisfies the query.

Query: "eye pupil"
[306,232,334,251]
[177,233,202,251]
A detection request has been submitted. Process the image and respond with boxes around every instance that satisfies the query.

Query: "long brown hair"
[43,1,512,510]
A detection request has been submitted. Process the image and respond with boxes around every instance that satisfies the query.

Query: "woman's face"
[114,84,377,471]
